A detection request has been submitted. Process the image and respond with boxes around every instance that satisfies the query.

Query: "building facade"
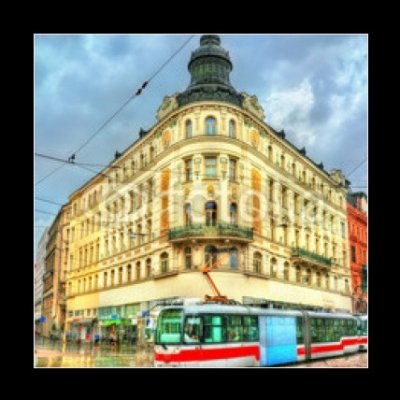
[35,227,49,328]
[42,206,70,337]
[64,35,352,342]
[347,192,367,313]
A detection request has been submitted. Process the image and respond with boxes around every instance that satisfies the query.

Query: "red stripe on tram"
[155,345,260,363]
[297,337,363,356]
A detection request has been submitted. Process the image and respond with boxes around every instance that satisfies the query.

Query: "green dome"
[177,34,243,107]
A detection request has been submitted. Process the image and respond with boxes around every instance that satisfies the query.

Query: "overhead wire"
[35,34,196,187]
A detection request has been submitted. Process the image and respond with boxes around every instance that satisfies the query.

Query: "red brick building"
[346,192,367,313]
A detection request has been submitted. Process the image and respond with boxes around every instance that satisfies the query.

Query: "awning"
[71,318,96,325]
[100,319,122,327]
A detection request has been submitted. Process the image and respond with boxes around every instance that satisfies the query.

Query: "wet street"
[35,338,154,367]
[35,338,367,367]
[289,352,368,368]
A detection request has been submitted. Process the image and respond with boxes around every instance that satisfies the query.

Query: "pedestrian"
[94,333,100,345]
[110,331,117,349]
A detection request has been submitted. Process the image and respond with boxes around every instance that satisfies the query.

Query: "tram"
[356,314,368,351]
[154,302,367,367]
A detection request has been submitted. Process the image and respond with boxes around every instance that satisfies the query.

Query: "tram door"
[259,316,298,366]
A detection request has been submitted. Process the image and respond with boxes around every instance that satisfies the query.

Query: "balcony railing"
[169,223,254,242]
[291,247,332,267]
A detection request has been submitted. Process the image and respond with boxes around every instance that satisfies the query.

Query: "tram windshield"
[156,309,183,344]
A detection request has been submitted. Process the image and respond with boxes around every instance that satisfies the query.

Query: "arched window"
[271,258,277,278]
[146,258,151,278]
[127,265,132,282]
[160,252,169,273]
[184,203,192,226]
[205,201,217,226]
[296,266,301,283]
[268,145,273,161]
[305,269,312,285]
[230,247,238,269]
[68,282,72,295]
[311,176,316,189]
[345,278,349,293]
[228,119,236,138]
[230,203,238,225]
[110,270,115,286]
[253,252,262,273]
[270,217,275,242]
[136,224,142,246]
[280,154,285,169]
[185,247,192,270]
[205,117,217,135]
[88,277,92,291]
[292,162,297,177]
[94,274,98,290]
[118,267,123,284]
[78,279,81,293]
[131,160,136,175]
[205,245,218,268]
[284,262,289,280]
[150,146,155,161]
[295,230,300,248]
[83,278,86,292]
[325,273,330,289]
[136,262,141,280]
[103,272,107,288]
[302,170,307,183]
[316,272,321,287]
[147,219,152,242]
[185,120,193,138]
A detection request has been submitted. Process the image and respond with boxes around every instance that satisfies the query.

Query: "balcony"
[168,224,254,243]
[291,247,332,268]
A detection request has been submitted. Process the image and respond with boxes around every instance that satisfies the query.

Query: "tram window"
[227,316,243,342]
[156,309,183,344]
[310,318,318,342]
[243,316,259,342]
[296,317,304,344]
[184,316,202,343]
[203,315,226,343]
[325,319,334,342]
[362,321,368,335]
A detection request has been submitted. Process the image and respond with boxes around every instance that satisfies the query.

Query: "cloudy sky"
[34,34,368,256]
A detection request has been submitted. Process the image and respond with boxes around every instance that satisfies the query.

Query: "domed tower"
[177,34,243,108]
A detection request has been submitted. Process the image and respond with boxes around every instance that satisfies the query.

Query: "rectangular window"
[229,159,237,181]
[296,317,304,344]
[341,222,346,239]
[205,156,217,178]
[184,316,202,344]
[243,316,259,341]
[351,246,356,263]
[203,315,226,343]
[156,309,183,344]
[185,159,193,182]
[227,315,243,342]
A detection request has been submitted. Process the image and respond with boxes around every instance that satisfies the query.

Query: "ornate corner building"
[60,35,353,341]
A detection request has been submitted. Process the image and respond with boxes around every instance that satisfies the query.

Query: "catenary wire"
[35,34,196,187]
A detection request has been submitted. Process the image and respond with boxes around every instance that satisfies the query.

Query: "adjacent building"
[347,192,367,313]
[63,35,353,342]
[42,206,70,337]
[35,227,49,330]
